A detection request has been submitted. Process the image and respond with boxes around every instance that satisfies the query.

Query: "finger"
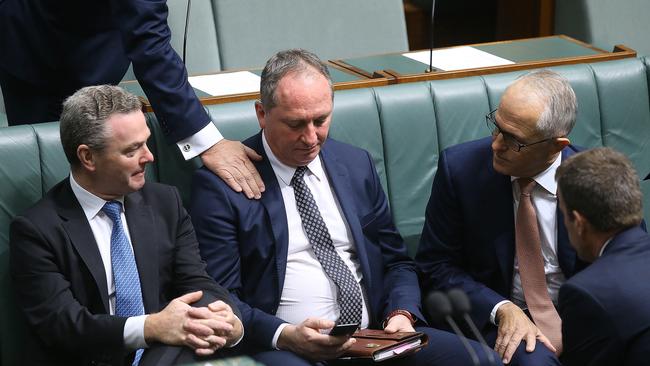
[242,151,265,195]
[303,317,335,331]
[194,318,234,335]
[186,333,212,349]
[243,145,263,161]
[204,334,227,349]
[194,347,216,357]
[503,332,524,364]
[208,300,231,313]
[536,333,557,354]
[183,319,215,337]
[187,306,214,319]
[229,166,256,199]
[176,291,203,305]
[494,329,509,358]
[524,331,537,353]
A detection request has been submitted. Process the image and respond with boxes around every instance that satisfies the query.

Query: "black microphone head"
[425,291,453,323]
[447,288,472,316]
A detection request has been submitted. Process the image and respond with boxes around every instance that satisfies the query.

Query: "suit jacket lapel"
[57,180,110,312]
[490,168,516,289]
[320,142,373,287]
[247,133,290,292]
[124,190,159,313]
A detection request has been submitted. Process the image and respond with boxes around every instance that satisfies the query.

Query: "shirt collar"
[69,173,125,221]
[511,153,562,195]
[262,130,325,186]
[598,237,614,257]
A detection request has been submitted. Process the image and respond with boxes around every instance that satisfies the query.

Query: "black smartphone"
[328,322,360,336]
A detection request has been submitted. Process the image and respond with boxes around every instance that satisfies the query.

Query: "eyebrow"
[494,117,528,143]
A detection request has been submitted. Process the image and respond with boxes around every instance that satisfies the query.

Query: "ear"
[76,144,97,172]
[572,210,588,236]
[255,101,267,130]
[551,137,570,152]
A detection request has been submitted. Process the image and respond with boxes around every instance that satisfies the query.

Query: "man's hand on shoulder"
[200,139,264,199]
[495,302,556,364]
[277,318,355,361]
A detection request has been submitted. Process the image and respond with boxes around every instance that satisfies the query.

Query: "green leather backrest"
[0,126,42,366]
[374,82,439,255]
[211,0,408,70]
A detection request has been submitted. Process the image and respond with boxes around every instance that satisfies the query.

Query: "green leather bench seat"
[2,58,650,364]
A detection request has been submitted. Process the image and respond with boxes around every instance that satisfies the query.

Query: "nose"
[491,132,507,152]
[142,144,155,163]
[301,123,318,146]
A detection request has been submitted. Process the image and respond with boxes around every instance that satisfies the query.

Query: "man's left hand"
[383,314,415,333]
[200,139,264,199]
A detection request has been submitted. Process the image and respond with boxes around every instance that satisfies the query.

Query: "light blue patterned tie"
[102,201,144,365]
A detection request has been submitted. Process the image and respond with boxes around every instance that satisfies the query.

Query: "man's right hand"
[494,302,556,364]
[276,318,356,361]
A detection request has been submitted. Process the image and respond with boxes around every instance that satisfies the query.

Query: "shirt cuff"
[227,315,245,348]
[124,315,149,351]
[490,300,512,325]
[176,122,224,160]
[271,323,290,350]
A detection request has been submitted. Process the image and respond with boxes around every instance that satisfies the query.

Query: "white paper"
[403,46,514,71]
[188,71,261,96]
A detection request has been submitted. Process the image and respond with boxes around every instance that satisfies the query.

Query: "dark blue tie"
[291,166,363,325]
[102,201,144,365]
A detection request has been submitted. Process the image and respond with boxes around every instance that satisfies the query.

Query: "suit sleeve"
[116,0,211,143]
[9,216,126,354]
[415,149,506,329]
[166,185,241,319]
[190,168,285,349]
[355,151,425,324]
[559,283,621,366]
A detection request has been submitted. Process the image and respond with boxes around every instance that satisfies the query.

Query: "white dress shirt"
[262,132,370,348]
[69,174,148,350]
[490,154,566,323]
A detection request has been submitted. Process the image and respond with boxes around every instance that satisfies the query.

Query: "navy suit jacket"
[190,132,424,350]
[0,0,208,142]
[9,180,238,366]
[415,137,587,331]
[559,226,650,366]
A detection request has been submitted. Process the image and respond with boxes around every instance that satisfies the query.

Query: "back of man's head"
[556,147,643,232]
[513,69,577,138]
[260,49,332,110]
[60,85,142,168]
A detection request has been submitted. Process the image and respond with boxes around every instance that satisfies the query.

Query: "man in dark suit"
[0,0,264,199]
[556,147,650,366]
[416,70,587,365]
[190,49,500,366]
[9,85,244,366]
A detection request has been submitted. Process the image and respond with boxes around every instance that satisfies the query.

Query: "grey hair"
[259,49,333,109]
[515,69,577,137]
[556,147,643,232]
[60,85,142,168]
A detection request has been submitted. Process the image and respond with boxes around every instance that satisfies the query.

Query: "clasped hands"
[144,290,243,356]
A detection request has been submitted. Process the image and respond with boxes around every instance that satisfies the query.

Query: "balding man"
[416,70,588,365]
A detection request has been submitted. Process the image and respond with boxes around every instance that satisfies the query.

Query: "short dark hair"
[60,85,142,168]
[556,147,643,232]
[259,49,332,109]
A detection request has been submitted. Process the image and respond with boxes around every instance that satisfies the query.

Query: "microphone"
[426,291,480,366]
[182,0,193,64]
[448,289,497,366]
[425,0,437,73]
